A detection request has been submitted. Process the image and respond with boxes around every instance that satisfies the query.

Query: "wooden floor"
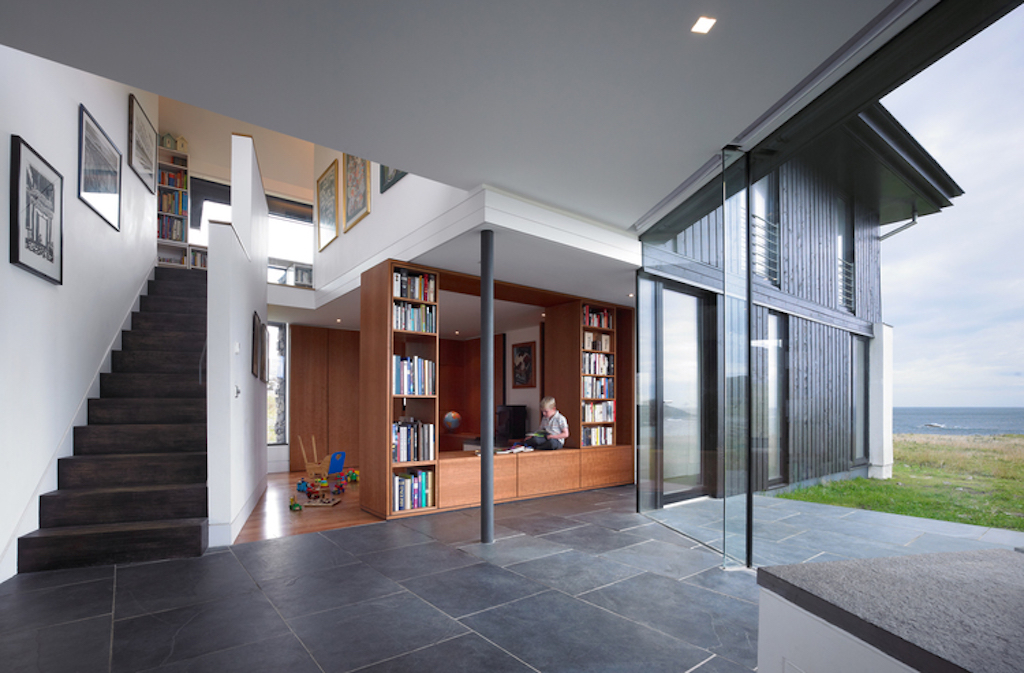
[234,471,383,544]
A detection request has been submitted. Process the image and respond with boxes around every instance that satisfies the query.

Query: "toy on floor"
[289,496,303,512]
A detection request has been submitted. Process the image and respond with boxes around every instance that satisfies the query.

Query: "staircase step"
[74,423,206,455]
[155,267,208,284]
[58,452,207,489]
[112,349,206,374]
[39,484,208,527]
[121,330,206,352]
[100,373,206,399]
[89,398,206,425]
[18,518,208,573]
[140,295,207,315]
[132,311,206,332]
[147,279,207,299]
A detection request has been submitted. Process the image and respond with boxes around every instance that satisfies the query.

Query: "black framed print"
[10,135,63,284]
[380,164,407,193]
[128,94,157,193]
[78,104,122,230]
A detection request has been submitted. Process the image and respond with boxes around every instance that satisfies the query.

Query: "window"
[852,335,869,464]
[837,196,855,312]
[268,214,314,287]
[766,312,787,483]
[751,173,780,286]
[267,322,287,445]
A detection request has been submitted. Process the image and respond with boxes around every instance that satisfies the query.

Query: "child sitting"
[522,396,569,450]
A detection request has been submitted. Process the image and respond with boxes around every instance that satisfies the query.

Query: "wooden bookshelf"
[360,260,440,518]
[156,146,198,269]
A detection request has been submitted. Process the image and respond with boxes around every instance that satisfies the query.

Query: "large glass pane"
[722,148,751,567]
[637,274,659,513]
[766,313,786,482]
[267,323,287,445]
[853,336,869,463]
[661,289,702,499]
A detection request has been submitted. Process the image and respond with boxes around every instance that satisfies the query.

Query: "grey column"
[480,229,495,543]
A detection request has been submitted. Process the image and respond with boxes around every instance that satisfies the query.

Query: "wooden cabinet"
[360,260,439,518]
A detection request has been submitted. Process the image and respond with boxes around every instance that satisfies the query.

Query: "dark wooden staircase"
[18,267,210,572]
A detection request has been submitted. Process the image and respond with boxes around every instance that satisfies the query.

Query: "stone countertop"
[757,548,1024,673]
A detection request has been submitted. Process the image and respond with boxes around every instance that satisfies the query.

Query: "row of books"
[159,191,188,217]
[158,216,185,242]
[582,376,614,400]
[581,426,615,447]
[392,269,436,303]
[393,469,434,511]
[583,330,612,352]
[391,420,436,462]
[582,305,613,329]
[582,352,615,376]
[189,248,207,269]
[158,168,187,189]
[393,301,436,333]
[393,355,436,396]
[582,400,616,423]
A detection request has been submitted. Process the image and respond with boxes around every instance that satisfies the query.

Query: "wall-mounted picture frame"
[252,311,262,378]
[343,153,370,232]
[316,159,338,250]
[260,323,269,383]
[127,94,157,194]
[512,341,536,389]
[10,135,63,284]
[78,104,122,231]
[380,165,407,194]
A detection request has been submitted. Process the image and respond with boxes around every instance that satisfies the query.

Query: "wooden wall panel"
[544,301,581,447]
[438,336,505,447]
[328,330,360,468]
[289,325,328,472]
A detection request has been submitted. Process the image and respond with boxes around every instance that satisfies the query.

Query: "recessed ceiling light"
[336,319,341,323]
[455,330,460,335]
[628,293,635,298]
[691,16,716,34]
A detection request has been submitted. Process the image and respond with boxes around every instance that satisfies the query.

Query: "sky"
[878,4,1024,408]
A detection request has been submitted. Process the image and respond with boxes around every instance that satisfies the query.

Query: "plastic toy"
[296,478,309,493]
[289,496,303,512]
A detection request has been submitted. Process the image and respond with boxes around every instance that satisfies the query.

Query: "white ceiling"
[0,0,932,232]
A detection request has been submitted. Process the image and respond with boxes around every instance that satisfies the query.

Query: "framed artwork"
[380,164,407,193]
[9,136,63,284]
[260,323,269,383]
[127,94,157,193]
[252,312,261,378]
[316,159,338,250]
[78,104,122,230]
[343,153,370,232]
[512,341,536,388]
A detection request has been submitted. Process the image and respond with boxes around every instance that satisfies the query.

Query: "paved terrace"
[2,488,1023,672]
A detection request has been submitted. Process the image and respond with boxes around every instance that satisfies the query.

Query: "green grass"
[777,434,1024,531]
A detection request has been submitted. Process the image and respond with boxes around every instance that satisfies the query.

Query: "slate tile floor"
[5,486,1024,672]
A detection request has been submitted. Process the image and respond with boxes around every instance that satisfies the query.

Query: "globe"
[443,411,462,432]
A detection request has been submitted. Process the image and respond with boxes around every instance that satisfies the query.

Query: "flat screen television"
[495,405,527,443]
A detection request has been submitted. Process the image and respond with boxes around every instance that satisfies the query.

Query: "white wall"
[504,326,542,431]
[869,322,894,479]
[0,45,157,581]
[206,135,269,546]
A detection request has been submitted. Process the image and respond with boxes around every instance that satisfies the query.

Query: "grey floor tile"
[568,509,652,531]
[111,590,289,673]
[901,532,1009,554]
[978,527,1024,547]
[0,578,112,636]
[629,522,709,548]
[288,591,468,673]
[459,534,569,566]
[600,539,720,579]
[499,511,586,536]
[357,633,534,673]
[582,572,758,669]
[320,521,435,555]
[0,565,112,598]
[748,537,827,567]
[540,524,648,555]
[691,653,756,673]
[758,498,858,518]
[0,614,111,673]
[507,549,642,595]
[261,562,404,618]
[147,632,321,673]
[782,529,912,560]
[493,500,546,520]
[398,511,521,545]
[401,562,547,618]
[114,551,258,619]
[683,567,760,604]
[359,541,481,581]
[525,495,612,517]
[802,552,853,563]
[779,513,924,546]
[230,532,359,583]
[841,508,991,538]
[462,589,710,672]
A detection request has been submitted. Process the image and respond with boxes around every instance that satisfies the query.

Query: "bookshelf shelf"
[156,145,203,270]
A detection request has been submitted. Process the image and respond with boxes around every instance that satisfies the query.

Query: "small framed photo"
[512,341,536,389]
[10,136,63,284]
[380,165,407,194]
[316,159,338,250]
[127,94,157,193]
[343,153,370,232]
[78,104,122,230]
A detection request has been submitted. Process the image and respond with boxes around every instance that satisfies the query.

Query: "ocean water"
[893,407,1024,436]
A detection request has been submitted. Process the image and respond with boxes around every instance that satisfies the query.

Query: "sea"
[893,407,1024,436]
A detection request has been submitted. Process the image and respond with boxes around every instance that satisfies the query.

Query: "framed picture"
[10,136,63,284]
[343,153,370,232]
[316,159,338,250]
[127,94,157,193]
[260,323,269,383]
[512,341,536,388]
[78,104,122,230]
[252,312,261,378]
[380,164,407,193]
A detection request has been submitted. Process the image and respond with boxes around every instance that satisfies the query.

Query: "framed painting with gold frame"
[316,159,338,250]
[343,153,370,232]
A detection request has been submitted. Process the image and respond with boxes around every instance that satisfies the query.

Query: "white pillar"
[868,323,893,479]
